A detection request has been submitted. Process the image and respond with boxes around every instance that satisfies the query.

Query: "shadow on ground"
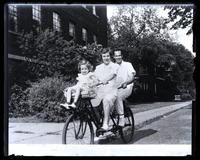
[98,129,157,144]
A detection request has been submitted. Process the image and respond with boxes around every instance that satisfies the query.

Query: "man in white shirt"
[91,49,119,131]
[114,50,136,126]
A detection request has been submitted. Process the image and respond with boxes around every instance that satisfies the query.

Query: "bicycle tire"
[62,114,94,144]
[119,107,135,143]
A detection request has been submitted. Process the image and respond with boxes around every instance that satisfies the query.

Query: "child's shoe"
[69,102,76,108]
[60,103,70,109]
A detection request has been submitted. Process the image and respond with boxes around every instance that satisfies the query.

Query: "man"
[91,49,119,131]
[114,50,136,126]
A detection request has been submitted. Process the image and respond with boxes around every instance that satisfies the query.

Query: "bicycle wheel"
[120,107,135,143]
[62,114,94,144]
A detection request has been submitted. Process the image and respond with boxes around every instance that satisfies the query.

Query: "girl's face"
[80,64,89,75]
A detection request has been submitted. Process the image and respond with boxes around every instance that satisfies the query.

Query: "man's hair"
[78,59,93,72]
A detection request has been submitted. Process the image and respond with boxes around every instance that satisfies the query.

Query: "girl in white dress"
[60,60,98,109]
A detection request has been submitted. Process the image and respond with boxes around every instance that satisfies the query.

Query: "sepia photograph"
[5,3,196,156]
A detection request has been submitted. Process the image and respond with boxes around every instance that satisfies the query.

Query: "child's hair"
[78,59,93,72]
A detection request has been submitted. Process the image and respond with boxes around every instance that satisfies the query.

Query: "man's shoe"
[94,135,106,141]
[98,124,111,132]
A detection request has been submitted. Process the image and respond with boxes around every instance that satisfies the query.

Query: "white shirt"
[94,62,119,95]
[94,62,119,87]
[116,61,136,89]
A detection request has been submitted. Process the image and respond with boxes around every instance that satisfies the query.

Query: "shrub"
[25,74,73,122]
[9,84,30,117]
[180,93,192,101]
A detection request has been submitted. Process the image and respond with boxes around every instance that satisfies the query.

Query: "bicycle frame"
[69,97,103,131]
[62,96,134,144]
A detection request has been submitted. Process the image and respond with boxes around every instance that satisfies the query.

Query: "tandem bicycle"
[61,85,135,144]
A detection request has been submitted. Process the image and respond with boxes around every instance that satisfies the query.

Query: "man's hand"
[121,82,127,89]
[101,79,109,85]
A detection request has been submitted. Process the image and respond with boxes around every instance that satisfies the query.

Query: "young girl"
[60,60,99,109]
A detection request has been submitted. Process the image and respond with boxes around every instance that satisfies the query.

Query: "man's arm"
[121,63,136,88]
[121,72,135,88]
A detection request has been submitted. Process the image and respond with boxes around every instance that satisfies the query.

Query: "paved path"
[134,105,192,144]
[9,101,192,156]
[9,101,192,144]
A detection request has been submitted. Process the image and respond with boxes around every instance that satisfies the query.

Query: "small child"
[60,60,99,109]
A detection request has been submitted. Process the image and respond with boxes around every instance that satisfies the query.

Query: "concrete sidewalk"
[9,101,192,144]
[134,101,192,129]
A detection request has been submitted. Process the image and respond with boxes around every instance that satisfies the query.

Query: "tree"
[18,28,102,80]
[108,6,175,68]
[164,5,193,35]
[108,5,195,100]
[109,6,173,45]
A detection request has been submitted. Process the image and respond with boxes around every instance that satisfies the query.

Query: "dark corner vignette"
[192,1,199,158]
[5,1,195,156]
[3,3,8,157]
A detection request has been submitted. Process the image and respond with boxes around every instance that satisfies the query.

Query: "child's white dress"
[75,72,99,97]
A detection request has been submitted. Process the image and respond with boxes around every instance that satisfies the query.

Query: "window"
[53,12,61,31]
[93,34,97,43]
[69,22,75,38]
[92,6,96,15]
[32,5,41,25]
[8,4,18,32]
[82,28,87,42]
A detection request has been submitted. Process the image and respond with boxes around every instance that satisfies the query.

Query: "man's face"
[102,52,111,65]
[114,51,123,64]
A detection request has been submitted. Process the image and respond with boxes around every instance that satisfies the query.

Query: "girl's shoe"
[69,102,76,108]
[60,103,70,109]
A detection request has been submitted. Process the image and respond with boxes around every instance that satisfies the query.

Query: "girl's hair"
[78,59,93,72]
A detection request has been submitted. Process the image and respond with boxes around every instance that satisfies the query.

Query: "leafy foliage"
[18,29,102,79]
[9,84,30,117]
[108,6,173,48]
[9,75,75,121]
[164,5,193,35]
[108,6,195,100]
[25,75,73,122]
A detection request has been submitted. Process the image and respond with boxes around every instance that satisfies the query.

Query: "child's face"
[80,64,89,75]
